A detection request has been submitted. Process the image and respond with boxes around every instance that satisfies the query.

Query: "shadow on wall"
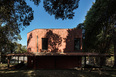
[27,33,32,46]
[64,29,74,52]
[27,33,32,52]
[45,30,62,52]
[27,48,31,52]
[64,29,81,52]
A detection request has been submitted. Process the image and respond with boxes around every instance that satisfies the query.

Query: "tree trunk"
[0,48,1,63]
[0,51,1,63]
[113,27,116,68]
[113,42,116,67]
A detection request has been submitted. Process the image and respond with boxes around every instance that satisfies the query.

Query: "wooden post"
[88,56,90,65]
[14,56,16,63]
[0,52,1,63]
[84,56,86,66]
[18,56,19,63]
[7,56,10,68]
[13,56,15,64]
[23,56,25,62]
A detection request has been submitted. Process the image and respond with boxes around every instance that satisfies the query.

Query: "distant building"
[27,28,82,69]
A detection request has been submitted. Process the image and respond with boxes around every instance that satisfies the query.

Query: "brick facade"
[27,28,82,53]
[27,28,82,69]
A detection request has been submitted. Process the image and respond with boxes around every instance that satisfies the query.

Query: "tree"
[76,23,85,39]
[21,45,27,53]
[0,0,34,63]
[0,0,34,53]
[43,0,80,20]
[14,42,27,53]
[84,0,116,67]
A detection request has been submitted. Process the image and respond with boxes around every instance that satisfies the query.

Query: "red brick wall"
[27,29,82,53]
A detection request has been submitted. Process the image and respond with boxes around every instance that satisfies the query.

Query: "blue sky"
[19,0,95,46]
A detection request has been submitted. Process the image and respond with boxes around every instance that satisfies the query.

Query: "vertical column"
[23,56,25,63]
[18,56,19,63]
[37,36,38,52]
[84,56,86,66]
[0,52,1,63]
[7,56,10,68]
[15,55,17,63]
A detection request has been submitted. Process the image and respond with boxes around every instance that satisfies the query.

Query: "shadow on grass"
[0,69,116,77]
[0,64,116,77]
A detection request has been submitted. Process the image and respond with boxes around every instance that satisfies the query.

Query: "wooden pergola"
[5,52,113,68]
[5,53,34,68]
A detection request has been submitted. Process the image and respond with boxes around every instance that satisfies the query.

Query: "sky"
[19,0,95,46]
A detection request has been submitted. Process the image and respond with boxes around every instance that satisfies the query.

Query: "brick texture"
[27,28,82,69]
[27,28,82,53]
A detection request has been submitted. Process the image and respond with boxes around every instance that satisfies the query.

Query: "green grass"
[0,64,116,77]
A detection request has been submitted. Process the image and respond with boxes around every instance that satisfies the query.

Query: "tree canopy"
[84,0,116,52]
[43,0,80,20]
[0,0,34,53]
[29,0,80,19]
[84,0,116,67]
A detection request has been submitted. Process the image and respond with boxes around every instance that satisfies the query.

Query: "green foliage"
[0,0,33,53]
[84,0,116,53]
[76,23,84,29]
[30,0,80,19]
[30,0,40,6]
[13,42,27,53]
[43,0,80,20]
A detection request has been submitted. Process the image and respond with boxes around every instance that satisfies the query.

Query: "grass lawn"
[0,64,116,77]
